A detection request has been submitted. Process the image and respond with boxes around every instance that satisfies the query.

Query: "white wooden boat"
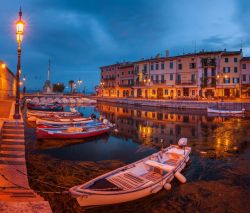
[207,107,245,114]
[36,117,93,125]
[69,138,191,207]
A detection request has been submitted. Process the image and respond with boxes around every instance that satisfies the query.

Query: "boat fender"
[103,119,109,125]
[151,185,163,194]
[164,183,171,191]
[174,171,186,184]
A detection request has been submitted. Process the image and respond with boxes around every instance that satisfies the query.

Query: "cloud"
[0,0,248,91]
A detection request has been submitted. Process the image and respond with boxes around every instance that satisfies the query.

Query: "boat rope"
[0,172,70,195]
[15,169,69,190]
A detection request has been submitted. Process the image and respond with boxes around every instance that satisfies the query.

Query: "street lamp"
[77,79,82,93]
[13,7,25,119]
[1,63,6,69]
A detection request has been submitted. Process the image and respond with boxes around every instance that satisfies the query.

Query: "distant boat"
[69,138,191,207]
[207,107,245,114]
[27,102,63,111]
[36,124,112,139]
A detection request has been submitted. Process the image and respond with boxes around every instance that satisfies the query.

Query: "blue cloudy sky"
[0,0,250,92]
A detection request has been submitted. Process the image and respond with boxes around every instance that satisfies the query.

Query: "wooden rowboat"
[69,138,191,207]
[36,124,111,139]
[36,117,93,126]
[207,107,245,114]
[27,110,82,117]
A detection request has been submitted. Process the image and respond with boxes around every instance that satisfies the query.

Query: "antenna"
[194,40,197,53]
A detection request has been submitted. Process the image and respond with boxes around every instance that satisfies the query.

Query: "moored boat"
[36,124,112,139]
[27,102,63,111]
[207,107,245,114]
[69,138,191,207]
[36,117,93,126]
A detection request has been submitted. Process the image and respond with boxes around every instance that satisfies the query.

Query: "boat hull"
[207,107,245,114]
[69,146,190,207]
[36,127,110,139]
[27,103,63,111]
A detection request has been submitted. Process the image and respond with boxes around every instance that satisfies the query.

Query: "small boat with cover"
[69,138,191,207]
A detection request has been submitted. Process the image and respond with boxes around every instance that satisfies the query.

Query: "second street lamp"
[13,7,25,119]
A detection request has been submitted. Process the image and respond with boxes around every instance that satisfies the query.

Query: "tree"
[53,83,65,93]
[69,80,74,93]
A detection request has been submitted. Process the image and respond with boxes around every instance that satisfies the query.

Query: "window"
[161,63,165,69]
[242,64,246,69]
[151,75,154,81]
[122,72,124,75]
[152,90,156,95]
[189,63,196,69]
[143,64,147,72]
[170,74,173,80]
[233,78,239,83]
[243,74,246,81]
[191,74,196,83]
[156,64,159,70]
[177,74,181,83]
[170,61,174,69]
[192,90,195,96]
[156,75,159,82]
[224,78,230,83]
[224,58,228,62]
[161,75,164,82]
[178,64,182,70]
[151,64,154,70]
[234,67,238,73]
[165,89,168,95]
[234,58,238,62]
[211,68,215,76]
[223,67,230,73]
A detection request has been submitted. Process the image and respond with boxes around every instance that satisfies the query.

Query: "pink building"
[241,57,250,98]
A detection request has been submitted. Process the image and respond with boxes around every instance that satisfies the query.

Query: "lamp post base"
[13,103,21,119]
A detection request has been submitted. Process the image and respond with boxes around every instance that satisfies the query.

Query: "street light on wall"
[13,7,25,119]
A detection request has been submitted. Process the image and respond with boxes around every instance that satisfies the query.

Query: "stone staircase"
[0,121,25,165]
[0,121,52,211]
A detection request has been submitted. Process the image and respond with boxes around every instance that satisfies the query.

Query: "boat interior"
[87,147,186,192]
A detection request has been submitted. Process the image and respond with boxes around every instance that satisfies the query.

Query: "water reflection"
[96,103,250,157]
[25,103,250,213]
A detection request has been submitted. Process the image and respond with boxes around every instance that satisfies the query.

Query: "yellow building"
[0,60,16,99]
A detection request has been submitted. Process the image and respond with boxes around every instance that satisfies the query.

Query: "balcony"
[151,80,166,85]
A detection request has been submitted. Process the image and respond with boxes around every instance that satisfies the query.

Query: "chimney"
[224,48,227,52]
[165,50,170,57]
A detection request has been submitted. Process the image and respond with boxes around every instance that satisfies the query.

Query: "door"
[157,88,163,99]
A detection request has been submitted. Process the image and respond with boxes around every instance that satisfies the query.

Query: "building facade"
[0,60,16,99]
[99,49,250,99]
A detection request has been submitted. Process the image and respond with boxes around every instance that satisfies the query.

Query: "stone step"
[1,141,25,146]
[2,129,24,134]
[0,157,25,163]
[2,125,24,129]
[2,134,24,139]
[1,138,25,143]
[0,153,25,158]
[0,150,25,155]
[0,160,25,165]
[0,145,25,151]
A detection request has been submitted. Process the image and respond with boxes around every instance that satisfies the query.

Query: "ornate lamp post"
[13,8,25,119]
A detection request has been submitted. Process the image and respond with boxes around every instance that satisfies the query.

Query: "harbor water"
[24,103,250,213]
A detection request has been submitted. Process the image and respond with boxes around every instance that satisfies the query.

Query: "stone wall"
[0,61,16,99]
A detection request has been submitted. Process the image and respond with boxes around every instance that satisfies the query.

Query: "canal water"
[24,103,250,213]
